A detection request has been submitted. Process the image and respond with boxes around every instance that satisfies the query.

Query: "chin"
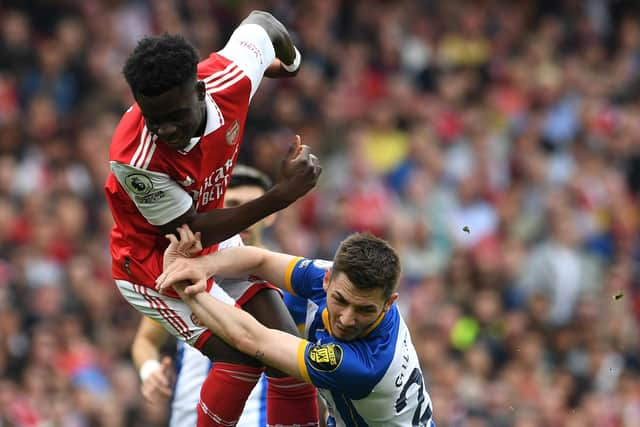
[334,327,358,341]
[164,141,189,150]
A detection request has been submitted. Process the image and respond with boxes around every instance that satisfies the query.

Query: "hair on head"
[332,233,401,300]
[123,33,199,96]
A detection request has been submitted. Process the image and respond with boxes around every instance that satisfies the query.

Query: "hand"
[156,256,209,295]
[274,135,322,203]
[157,226,210,295]
[162,224,203,270]
[141,356,174,403]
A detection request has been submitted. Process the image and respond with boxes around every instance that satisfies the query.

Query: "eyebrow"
[334,291,378,311]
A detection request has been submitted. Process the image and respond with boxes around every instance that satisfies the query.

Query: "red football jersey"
[105,24,276,295]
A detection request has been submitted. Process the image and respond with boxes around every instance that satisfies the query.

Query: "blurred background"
[0,0,639,426]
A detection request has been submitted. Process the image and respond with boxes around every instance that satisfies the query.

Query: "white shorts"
[116,278,280,350]
[116,279,237,349]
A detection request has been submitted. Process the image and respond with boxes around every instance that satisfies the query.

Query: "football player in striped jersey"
[157,228,436,427]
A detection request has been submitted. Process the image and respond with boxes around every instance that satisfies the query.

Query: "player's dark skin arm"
[158,140,319,376]
[159,138,320,247]
[161,186,292,247]
[242,10,300,77]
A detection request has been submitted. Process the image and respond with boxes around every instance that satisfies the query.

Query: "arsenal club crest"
[225,119,240,145]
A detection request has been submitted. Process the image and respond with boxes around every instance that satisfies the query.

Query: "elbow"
[248,10,275,21]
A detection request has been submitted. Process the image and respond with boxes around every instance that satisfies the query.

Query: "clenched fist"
[273,134,321,203]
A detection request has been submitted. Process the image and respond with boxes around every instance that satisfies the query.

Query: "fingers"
[184,280,207,295]
[155,271,175,293]
[156,270,167,288]
[177,225,193,251]
[311,154,322,179]
[160,356,174,383]
[142,368,173,401]
[170,224,201,256]
[156,265,179,292]
[190,231,203,255]
[298,151,321,183]
[286,135,301,160]
[156,264,199,294]
[296,143,311,161]
[143,380,172,400]
[160,356,173,371]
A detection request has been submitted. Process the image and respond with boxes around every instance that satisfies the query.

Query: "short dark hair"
[229,165,273,192]
[123,33,199,96]
[332,233,401,300]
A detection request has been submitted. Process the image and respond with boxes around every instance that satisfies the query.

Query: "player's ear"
[322,269,332,291]
[196,80,206,100]
[384,293,398,311]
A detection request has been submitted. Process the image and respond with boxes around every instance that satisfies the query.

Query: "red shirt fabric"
[105,24,276,295]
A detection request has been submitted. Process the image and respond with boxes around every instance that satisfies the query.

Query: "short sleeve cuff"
[297,340,312,384]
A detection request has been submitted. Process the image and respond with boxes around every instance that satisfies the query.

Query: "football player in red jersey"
[104,11,320,427]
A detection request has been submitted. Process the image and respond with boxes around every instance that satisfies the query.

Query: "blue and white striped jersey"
[285,257,435,427]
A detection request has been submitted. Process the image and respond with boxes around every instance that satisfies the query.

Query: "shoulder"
[197,52,234,80]
[308,338,388,398]
[287,258,332,300]
[291,259,333,277]
[198,53,251,102]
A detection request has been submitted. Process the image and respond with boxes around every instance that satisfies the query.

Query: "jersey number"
[394,368,431,426]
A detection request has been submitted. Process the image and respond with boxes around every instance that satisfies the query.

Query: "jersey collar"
[179,93,224,154]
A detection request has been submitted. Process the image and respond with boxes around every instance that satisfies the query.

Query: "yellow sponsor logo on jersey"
[308,343,343,372]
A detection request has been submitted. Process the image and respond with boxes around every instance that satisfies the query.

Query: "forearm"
[131,318,170,371]
[190,245,295,290]
[180,289,262,352]
[189,188,290,247]
[132,331,163,371]
[176,287,303,379]
[196,246,271,279]
[132,339,160,371]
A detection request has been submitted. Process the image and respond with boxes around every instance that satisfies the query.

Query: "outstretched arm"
[156,225,296,295]
[158,135,320,247]
[156,225,306,378]
[174,284,306,381]
[131,317,174,402]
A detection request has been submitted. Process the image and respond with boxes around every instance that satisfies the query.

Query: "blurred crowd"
[0,0,639,426]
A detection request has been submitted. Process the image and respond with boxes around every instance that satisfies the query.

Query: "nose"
[340,308,357,328]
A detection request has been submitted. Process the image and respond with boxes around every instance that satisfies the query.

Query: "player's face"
[323,271,397,341]
[136,80,206,150]
[223,185,269,245]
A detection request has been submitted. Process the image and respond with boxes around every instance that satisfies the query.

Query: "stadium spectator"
[0,1,638,426]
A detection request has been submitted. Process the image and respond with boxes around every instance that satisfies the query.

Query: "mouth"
[162,135,189,149]
[334,324,356,337]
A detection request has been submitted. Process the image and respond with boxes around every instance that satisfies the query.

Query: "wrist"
[266,185,295,208]
[139,359,161,381]
[281,46,301,73]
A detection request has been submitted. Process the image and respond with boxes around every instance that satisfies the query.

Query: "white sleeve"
[218,23,276,100]
[110,161,193,226]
